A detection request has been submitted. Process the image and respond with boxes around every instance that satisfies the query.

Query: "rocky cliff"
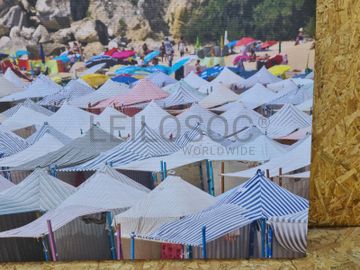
[0,0,199,56]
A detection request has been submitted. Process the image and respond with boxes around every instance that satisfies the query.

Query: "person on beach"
[160,42,166,62]
[178,36,187,57]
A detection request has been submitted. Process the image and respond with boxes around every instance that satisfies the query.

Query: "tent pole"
[205,160,211,194]
[160,161,164,181]
[130,232,135,260]
[199,162,204,190]
[46,220,57,262]
[279,168,283,186]
[201,225,207,259]
[266,169,270,179]
[116,224,123,260]
[267,224,273,258]
[187,245,193,259]
[164,161,167,178]
[106,212,116,260]
[260,219,266,258]
[41,237,49,262]
[209,161,215,196]
[248,221,255,258]
[220,161,225,194]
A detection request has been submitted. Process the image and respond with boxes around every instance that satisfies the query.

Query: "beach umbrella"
[144,50,160,64]
[199,66,224,80]
[233,53,251,65]
[15,50,30,58]
[54,54,70,63]
[85,55,115,68]
[111,75,138,85]
[235,37,256,47]
[147,65,171,74]
[111,50,136,60]
[81,74,109,88]
[226,40,237,48]
[261,41,278,50]
[115,66,142,75]
[169,55,197,75]
[268,65,291,76]
[0,53,9,60]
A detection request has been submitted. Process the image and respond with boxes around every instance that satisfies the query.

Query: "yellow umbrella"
[268,65,291,76]
[81,74,109,89]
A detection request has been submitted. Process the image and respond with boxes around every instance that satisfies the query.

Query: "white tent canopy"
[238,83,277,109]
[199,82,239,108]
[0,166,148,238]
[0,175,14,192]
[2,99,53,118]
[212,67,246,89]
[0,75,62,102]
[95,107,131,137]
[183,71,209,90]
[4,68,27,88]
[223,135,311,178]
[0,76,24,98]
[243,66,282,88]
[69,80,130,108]
[296,98,313,112]
[114,175,216,237]
[0,169,75,215]
[266,79,299,94]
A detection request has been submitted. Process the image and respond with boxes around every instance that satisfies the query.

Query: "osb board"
[309,0,360,226]
[0,227,358,269]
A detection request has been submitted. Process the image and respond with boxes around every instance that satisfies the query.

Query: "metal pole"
[46,220,57,261]
[220,161,225,194]
[41,237,49,262]
[201,225,207,259]
[267,225,273,258]
[160,161,164,181]
[106,212,116,260]
[116,224,123,260]
[266,169,270,179]
[209,161,215,196]
[248,221,255,258]
[199,161,204,190]
[279,168,283,186]
[205,160,211,194]
[164,161,167,178]
[130,232,135,260]
[260,219,266,258]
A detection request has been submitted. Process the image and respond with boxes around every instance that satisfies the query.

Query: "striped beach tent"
[0,175,14,192]
[266,104,312,139]
[0,75,62,102]
[243,66,282,88]
[69,80,130,108]
[62,123,180,172]
[2,99,53,118]
[0,169,75,215]
[148,171,308,246]
[268,210,308,253]
[269,83,313,106]
[0,126,29,157]
[114,175,216,237]
[157,80,206,108]
[38,79,94,106]
[0,166,148,238]
[0,76,24,99]
[15,126,123,170]
[0,124,72,168]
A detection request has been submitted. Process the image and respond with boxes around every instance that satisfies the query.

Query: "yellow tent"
[81,74,109,89]
[268,65,291,77]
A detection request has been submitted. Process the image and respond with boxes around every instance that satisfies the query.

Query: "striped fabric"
[62,123,180,172]
[2,99,53,118]
[38,79,94,106]
[0,175,14,192]
[147,204,251,246]
[269,84,313,105]
[268,210,308,253]
[0,169,75,215]
[266,104,312,138]
[0,126,29,157]
[157,80,206,108]
[217,170,309,220]
[174,124,202,148]
[26,123,72,145]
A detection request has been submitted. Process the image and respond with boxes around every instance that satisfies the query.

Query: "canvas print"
[0,0,315,261]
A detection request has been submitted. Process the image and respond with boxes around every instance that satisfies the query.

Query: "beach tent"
[2,99,53,118]
[115,175,216,237]
[62,123,180,172]
[0,124,71,168]
[268,210,308,253]
[220,103,267,134]
[157,80,205,108]
[212,67,246,89]
[266,79,300,94]
[238,83,278,109]
[0,76,24,98]
[0,169,75,215]
[278,126,312,141]
[0,166,148,238]
[243,66,282,88]
[224,135,311,178]
[269,84,313,106]
[47,104,96,139]
[94,107,131,137]
[38,79,94,106]
[94,79,169,108]
[0,126,29,157]
[145,72,177,88]
[15,126,122,170]
[0,175,14,192]
[183,71,209,90]
[148,170,308,246]
[1,106,49,131]
[295,98,313,112]
[266,104,312,138]
[0,75,62,102]
[69,80,130,108]
[4,68,27,88]
[199,83,239,109]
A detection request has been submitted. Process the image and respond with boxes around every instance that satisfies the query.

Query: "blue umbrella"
[169,56,195,75]
[226,40,237,48]
[115,66,143,75]
[200,66,224,80]
[54,55,70,63]
[146,65,171,74]
[111,75,138,85]
[15,50,30,58]
[144,50,161,64]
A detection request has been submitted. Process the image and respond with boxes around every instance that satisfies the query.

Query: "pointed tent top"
[0,175,15,192]
[4,68,27,88]
[0,168,75,215]
[244,66,282,88]
[212,67,246,88]
[2,99,53,118]
[238,83,277,109]
[26,122,72,145]
[183,71,209,90]
[199,82,239,108]
[0,76,24,99]
[0,125,29,156]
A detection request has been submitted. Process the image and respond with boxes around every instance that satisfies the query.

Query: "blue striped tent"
[0,126,29,157]
[26,123,72,145]
[2,99,53,118]
[62,123,180,172]
[147,170,308,246]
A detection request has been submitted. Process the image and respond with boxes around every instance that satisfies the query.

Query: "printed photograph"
[0,0,315,261]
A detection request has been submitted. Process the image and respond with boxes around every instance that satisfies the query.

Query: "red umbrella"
[233,53,251,65]
[261,40,278,50]
[111,50,136,59]
[104,48,119,56]
[235,37,256,47]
